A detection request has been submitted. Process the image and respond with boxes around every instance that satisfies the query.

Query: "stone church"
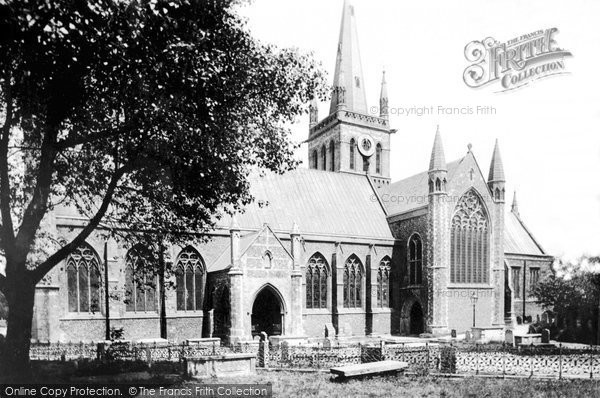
[28,0,553,343]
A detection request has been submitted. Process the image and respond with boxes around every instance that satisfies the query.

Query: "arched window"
[343,255,363,308]
[450,190,490,284]
[377,256,391,308]
[175,246,205,311]
[362,156,369,172]
[262,250,273,269]
[408,234,423,285]
[125,245,157,312]
[329,140,335,171]
[349,138,355,170]
[306,253,328,309]
[375,143,382,174]
[321,145,327,170]
[66,244,102,313]
[312,150,318,169]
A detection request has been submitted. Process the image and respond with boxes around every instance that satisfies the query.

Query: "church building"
[29,0,553,343]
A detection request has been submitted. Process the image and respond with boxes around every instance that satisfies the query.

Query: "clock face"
[357,135,375,157]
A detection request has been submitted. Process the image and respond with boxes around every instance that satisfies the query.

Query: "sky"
[238,0,600,259]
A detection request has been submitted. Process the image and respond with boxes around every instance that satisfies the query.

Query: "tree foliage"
[0,0,327,374]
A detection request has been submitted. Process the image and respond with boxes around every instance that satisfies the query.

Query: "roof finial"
[511,191,520,216]
[467,143,472,152]
[230,213,240,231]
[379,68,388,119]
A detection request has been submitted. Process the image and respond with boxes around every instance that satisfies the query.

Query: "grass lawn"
[180,370,600,398]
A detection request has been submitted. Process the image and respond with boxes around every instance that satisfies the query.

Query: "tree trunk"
[1,275,35,381]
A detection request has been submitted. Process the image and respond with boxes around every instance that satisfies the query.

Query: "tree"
[532,256,600,344]
[0,0,326,378]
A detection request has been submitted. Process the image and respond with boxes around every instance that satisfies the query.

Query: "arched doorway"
[409,301,424,335]
[251,286,283,337]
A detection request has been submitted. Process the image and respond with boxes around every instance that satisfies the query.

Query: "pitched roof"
[217,168,393,240]
[504,210,547,256]
[382,159,462,216]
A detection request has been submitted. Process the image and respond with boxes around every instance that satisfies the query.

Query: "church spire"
[329,0,368,115]
[511,191,519,216]
[379,69,388,119]
[488,139,506,202]
[429,125,447,172]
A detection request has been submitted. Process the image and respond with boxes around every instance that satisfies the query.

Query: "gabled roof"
[382,159,462,216]
[208,224,293,272]
[504,210,547,256]
[217,168,393,240]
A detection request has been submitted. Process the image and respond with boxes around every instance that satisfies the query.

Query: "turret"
[488,139,506,202]
[309,98,319,129]
[511,191,519,217]
[428,126,447,194]
[379,70,388,120]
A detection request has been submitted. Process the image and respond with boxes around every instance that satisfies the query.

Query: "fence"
[29,340,259,363]
[28,339,600,379]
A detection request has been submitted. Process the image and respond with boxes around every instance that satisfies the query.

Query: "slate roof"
[382,159,462,217]
[504,210,547,256]
[216,168,393,240]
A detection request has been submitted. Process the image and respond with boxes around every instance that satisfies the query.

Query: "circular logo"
[357,135,375,157]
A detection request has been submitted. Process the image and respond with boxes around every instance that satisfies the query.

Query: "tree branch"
[0,80,16,250]
[13,124,57,261]
[30,164,130,284]
[55,126,122,150]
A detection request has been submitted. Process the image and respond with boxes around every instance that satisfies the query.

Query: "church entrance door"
[409,301,424,335]
[251,286,283,337]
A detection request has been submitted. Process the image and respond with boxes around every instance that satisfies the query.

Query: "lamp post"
[470,292,479,328]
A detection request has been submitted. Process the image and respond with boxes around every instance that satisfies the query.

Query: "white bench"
[330,360,408,379]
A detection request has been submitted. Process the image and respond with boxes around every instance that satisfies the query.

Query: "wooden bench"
[330,360,408,379]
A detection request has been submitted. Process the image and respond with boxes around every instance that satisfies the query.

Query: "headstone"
[541,328,550,344]
[341,322,352,336]
[324,323,336,338]
[465,331,471,342]
[516,316,522,325]
[323,338,331,351]
[451,329,457,338]
[505,329,514,346]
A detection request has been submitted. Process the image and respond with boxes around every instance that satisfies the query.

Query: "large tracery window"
[306,253,328,309]
[450,190,490,284]
[67,244,102,313]
[408,234,423,285]
[343,255,363,308]
[125,246,158,312]
[377,256,391,308]
[321,145,327,170]
[175,246,205,312]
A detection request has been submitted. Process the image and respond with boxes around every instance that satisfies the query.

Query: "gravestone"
[340,323,352,336]
[541,328,550,344]
[505,329,514,346]
[324,323,336,338]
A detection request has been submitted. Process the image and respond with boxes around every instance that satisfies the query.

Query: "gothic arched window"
[175,246,205,311]
[349,138,356,170]
[450,190,490,284]
[408,234,423,285]
[66,244,102,313]
[306,253,328,309]
[321,145,327,170]
[125,245,157,312]
[376,143,382,174]
[312,150,318,169]
[329,140,335,171]
[377,256,391,308]
[343,255,363,308]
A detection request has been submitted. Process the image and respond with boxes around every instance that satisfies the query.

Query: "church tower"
[307,0,394,188]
